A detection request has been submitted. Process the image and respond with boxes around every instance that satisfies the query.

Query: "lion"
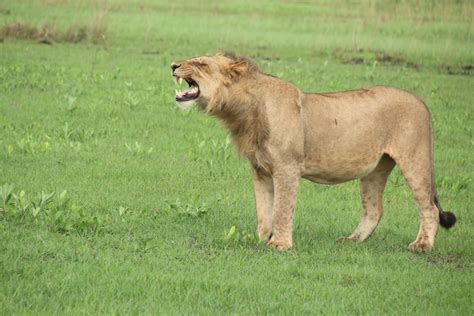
[171,53,456,251]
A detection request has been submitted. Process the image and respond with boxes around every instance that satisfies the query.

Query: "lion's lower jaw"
[176,100,195,110]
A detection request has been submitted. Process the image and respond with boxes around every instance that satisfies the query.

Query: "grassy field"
[1,0,473,314]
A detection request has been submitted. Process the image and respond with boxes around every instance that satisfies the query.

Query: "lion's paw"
[408,241,433,252]
[267,237,292,250]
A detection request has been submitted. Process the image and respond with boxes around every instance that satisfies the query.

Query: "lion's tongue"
[175,86,199,102]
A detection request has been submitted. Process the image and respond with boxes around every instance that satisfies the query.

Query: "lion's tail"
[434,195,456,229]
[429,117,456,229]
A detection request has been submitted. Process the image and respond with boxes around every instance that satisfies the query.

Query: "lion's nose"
[171,63,181,72]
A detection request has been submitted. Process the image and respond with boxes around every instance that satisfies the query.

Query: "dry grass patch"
[0,18,107,44]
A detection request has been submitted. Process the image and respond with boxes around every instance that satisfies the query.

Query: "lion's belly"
[301,154,383,185]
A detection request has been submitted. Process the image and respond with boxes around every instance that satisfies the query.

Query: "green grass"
[1,0,473,314]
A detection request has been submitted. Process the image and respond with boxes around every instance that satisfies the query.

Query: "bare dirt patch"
[333,47,471,76]
[425,252,470,271]
[375,53,420,70]
[333,48,420,70]
[439,63,473,76]
[343,57,364,65]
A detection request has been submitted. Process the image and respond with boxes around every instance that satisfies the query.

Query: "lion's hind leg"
[338,155,395,242]
[396,155,439,251]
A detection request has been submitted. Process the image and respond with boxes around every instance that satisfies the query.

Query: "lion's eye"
[193,61,208,69]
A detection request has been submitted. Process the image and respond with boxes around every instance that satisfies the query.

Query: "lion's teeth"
[178,77,183,85]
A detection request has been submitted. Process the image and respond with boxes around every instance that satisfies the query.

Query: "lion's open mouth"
[175,76,200,102]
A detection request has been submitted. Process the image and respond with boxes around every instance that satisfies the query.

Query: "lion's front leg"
[252,167,274,241]
[267,169,300,250]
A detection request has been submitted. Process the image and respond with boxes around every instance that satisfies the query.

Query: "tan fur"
[172,53,449,251]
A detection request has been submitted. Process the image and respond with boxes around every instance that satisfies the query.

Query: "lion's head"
[171,53,257,110]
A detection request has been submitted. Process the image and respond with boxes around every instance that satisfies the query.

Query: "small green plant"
[65,95,78,112]
[224,225,237,240]
[125,142,153,155]
[59,123,105,148]
[31,191,55,217]
[0,183,14,214]
[124,90,141,109]
[4,144,15,156]
[223,225,258,246]
[210,136,232,162]
[62,123,96,143]
[123,82,142,110]
[165,198,208,218]
[11,190,30,216]
[50,203,105,234]
[188,136,234,177]
[15,134,51,154]
[116,205,150,222]
[365,60,378,81]
[1,186,106,234]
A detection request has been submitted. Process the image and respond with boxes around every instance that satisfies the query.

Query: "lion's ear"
[229,61,249,79]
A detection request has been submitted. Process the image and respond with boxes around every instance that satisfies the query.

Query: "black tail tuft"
[434,195,456,229]
[440,211,456,229]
